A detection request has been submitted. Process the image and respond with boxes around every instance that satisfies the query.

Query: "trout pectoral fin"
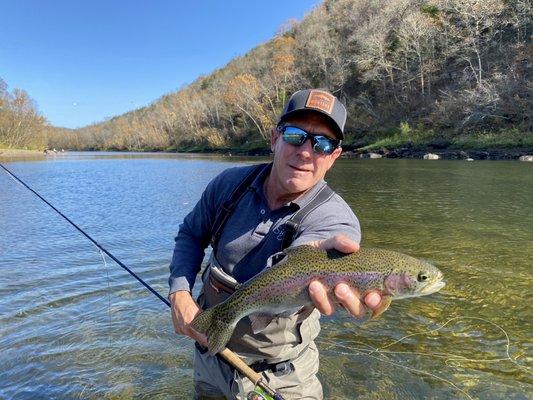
[295,305,315,322]
[249,313,275,334]
[370,296,392,320]
[250,306,308,333]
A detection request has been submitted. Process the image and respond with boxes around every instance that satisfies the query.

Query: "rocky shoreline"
[342,147,533,161]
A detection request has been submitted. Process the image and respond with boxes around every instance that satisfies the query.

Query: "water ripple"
[1,155,531,399]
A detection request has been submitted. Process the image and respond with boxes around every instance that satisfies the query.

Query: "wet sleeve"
[168,175,221,294]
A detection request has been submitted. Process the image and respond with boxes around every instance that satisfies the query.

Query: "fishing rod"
[0,162,285,400]
[0,162,170,306]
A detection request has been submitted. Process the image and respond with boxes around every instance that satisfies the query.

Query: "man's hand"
[307,235,383,319]
[169,291,208,347]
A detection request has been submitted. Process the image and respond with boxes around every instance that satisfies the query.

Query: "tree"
[0,82,47,149]
[397,10,439,96]
[224,74,272,140]
[438,0,506,85]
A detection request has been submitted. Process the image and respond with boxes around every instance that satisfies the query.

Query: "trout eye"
[417,272,428,282]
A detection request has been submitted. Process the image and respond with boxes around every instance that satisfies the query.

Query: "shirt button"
[260,209,266,215]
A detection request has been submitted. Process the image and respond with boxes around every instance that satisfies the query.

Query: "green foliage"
[399,121,412,136]
[360,127,532,151]
[387,35,400,52]
[360,123,436,150]
[199,78,210,90]
[450,129,533,149]
[420,3,439,18]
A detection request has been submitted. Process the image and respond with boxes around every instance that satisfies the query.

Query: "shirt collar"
[250,162,272,193]
[250,162,328,210]
[290,179,327,208]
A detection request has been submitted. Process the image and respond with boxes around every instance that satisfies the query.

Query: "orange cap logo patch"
[305,90,335,114]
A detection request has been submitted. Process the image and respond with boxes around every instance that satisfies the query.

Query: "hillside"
[4,0,532,154]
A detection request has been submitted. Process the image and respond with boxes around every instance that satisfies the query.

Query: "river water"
[0,152,531,399]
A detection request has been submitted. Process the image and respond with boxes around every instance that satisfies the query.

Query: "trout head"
[384,259,445,299]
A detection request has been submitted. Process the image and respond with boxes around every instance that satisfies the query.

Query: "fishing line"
[97,250,112,318]
[373,316,529,372]
[98,249,114,348]
[320,339,474,399]
[320,315,529,399]
[370,349,474,400]
[0,162,171,308]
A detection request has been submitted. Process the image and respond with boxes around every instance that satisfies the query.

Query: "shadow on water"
[0,154,531,399]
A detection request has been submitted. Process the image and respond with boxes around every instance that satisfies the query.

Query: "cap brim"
[279,109,344,140]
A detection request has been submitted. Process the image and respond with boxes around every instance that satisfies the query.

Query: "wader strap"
[210,163,271,251]
[207,183,336,293]
[281,184,335,250]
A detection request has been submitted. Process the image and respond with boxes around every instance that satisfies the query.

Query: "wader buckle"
[208,272,236,294]
[250,359,294,377]
[207,264,239,294]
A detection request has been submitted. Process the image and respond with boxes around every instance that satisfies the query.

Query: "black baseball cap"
[278,89,347,139]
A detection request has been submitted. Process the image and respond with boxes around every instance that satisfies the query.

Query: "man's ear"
[270,127,279,152]
[325,146,343,170]
[331,146,342,161]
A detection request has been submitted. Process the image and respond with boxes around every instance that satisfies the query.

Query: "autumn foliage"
[3,0,532,151]
[0,79,49,150]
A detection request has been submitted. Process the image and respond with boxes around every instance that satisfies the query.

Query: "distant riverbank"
[166,128,533,160]
[0,149,44,159]
[2,145,532,161]
[343,146,533,160]
[172,143,533,161]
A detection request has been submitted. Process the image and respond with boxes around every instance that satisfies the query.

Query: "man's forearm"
[168,235,205,294]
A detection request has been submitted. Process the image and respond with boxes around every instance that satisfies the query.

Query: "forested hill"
[4,0,532,153]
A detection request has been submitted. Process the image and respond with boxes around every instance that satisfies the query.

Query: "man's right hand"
[169,291,208,347]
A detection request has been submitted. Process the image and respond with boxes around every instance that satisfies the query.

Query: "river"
[0,152,531,399]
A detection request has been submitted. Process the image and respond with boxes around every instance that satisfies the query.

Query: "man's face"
[270,112,342,196]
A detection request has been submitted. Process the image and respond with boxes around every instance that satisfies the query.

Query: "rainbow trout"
[192,245,445,355]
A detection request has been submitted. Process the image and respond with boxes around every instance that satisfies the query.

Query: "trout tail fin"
[191,307,235,355]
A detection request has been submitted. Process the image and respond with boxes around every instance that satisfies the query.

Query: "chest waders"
[197,163,334,399]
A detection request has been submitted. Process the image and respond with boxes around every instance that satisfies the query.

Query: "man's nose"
[295,138,313,158]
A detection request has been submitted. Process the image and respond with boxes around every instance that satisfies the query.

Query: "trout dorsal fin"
[283,245,323,259]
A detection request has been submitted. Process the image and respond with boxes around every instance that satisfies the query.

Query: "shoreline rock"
[343,147,533,160]
[423,153,440,160]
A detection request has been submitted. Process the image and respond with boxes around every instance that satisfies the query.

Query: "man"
[169,89,383,399]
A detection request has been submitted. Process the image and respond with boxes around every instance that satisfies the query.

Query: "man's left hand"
[306,235,383,319]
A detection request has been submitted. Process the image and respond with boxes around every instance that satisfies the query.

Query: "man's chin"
[284,177,312,194]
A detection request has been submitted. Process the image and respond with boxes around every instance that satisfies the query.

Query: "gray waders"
[194,163,335,399]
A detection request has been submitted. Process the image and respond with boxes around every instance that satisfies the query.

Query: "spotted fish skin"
[191,245,445,355]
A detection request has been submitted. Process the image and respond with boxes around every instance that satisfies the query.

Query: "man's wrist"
[168,275,194,295]
[169,290,192,305]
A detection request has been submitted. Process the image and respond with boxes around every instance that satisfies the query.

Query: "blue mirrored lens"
[282,127,307,145]
[280,125,338,154]
[313,136,335,154]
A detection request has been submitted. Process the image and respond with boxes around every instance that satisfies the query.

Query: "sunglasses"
[277,125,341,155]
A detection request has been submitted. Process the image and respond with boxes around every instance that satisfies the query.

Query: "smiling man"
[169,89,382,399]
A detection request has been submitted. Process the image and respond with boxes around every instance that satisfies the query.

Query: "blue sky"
[0,0,319,128]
